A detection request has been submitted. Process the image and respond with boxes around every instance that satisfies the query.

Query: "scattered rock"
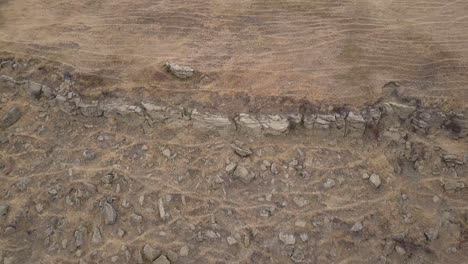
[290,248,305,263]
[166,250,178,262]
[293,197,308,208]
[0,204,9,217]
[231,141,253,157]
[102,201,117,225]
[226,236,238,245]
[225,163,237,173]
[395,245,406,255]
[158,198,166,220]
[143,244,161,261]
[92,226,103,244]
[233,165,255,183]
[205,230,219,239]
[323,178,336,189]
[369,173,381,188]
[153,255,170,264]
[82,149,97,161]
[1,107,21,129]
[165,62,194,79]
[28,81,42,98]
[179,245,189,257]
[442,154,464,166]
[424,228,439,241]
[350,222,363,232]
[362,172,370,179]
[278,232,295,245]
[443,181,465,191]
[295,220,307,228]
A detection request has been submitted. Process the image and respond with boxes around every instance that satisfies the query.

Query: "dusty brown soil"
[1,0,468,109]
[0,1,468,264]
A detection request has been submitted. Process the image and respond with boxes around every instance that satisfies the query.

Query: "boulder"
[165,62,194,79]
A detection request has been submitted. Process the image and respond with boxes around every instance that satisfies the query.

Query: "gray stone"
[233,165,255,183]
[323,179,336,189]
[0,204,9,217]
[346,112,366,136]
[443,181,465,191]
[166,250,178,262]
[143,244,161,261]
[350,222,363,232]
[179,245,189,257]
[388,102,416,120]
[395,245,406,255]
[82,149,97,161]
[74,226,86,247]
[153,255,170,264]
[270,163,279,175]
[442,154,464,165]
[231,141,253,157]
[28,81,43,98]
[1,107,21,129]
[79,103,103,117]
[92,226,102,244]
[226,236,237,245]
[290,248,305,263]
[225,163,237,173]
[278,232,295,245]
[165,62,194,79]
[293,197,308,208]
[369,173,381,188]
[424,228,439,241]
[102,201,117,225]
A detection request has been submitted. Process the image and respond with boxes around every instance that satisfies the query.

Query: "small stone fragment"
[225,163,237,173]
[233,165,255,183]
[231,141,253,157]
[424,228,439,241]
[369,173,381,188]
[102,201,117,225]
[82,149,97,161]
[92,226,103,243]
[179,245,189,257]
[290,248,305,263]
[395,245,406,255]
[279,232,296,245]
[350,222,363,232]
[28,81,42,98]
[153,255,170,264]
[227,236,237,245]
[1,107,21,129]
[143,244,161,261]
[0,204,9,217]
[443,181,465,191]
[159,198,166,220]
[323,179,336,189]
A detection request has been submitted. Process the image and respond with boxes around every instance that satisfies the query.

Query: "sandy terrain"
[0,1,467,264]
[1,0,468,109]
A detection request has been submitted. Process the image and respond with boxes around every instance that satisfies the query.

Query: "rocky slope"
[0,56,467,264]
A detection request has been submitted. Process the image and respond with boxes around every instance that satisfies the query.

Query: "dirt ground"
[1,0,468,108]
[0,1,468,264]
